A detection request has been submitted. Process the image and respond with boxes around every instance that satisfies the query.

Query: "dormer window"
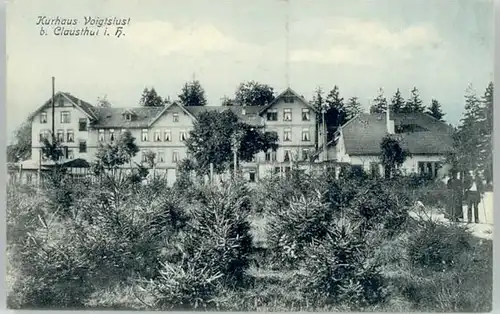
[125,114,132,121]
[40,112,47,124]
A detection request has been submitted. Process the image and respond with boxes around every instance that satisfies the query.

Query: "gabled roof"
[257,87,317,116]
[28,92,99,121]
[338,112,454,155]
[62,93,99,119]
[93,107,164,128]
[148,101,197,127]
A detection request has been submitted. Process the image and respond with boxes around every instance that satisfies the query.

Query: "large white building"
[12,87,455,185]
[18,87,323,185]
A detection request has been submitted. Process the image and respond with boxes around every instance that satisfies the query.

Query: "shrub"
[147,257,224,310]
[348,180,411,236]
[179,179,254,285]
[266,192,334,267]
[407,220,472,271]
[300,218,388,310]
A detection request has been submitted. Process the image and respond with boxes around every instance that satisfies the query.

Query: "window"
[79,140,87,153]
[141,129,149,142]
[302,108,310,121]
[109,129,115,142]
[267,109,278,121]
[125,113,132,121]
[79,118,87,131]
[62,146,69,159]
[265,149,277,162]
[157,150,165,163]
[302,128,310,141]
[370,162,380,177]
[40,112,47,123]
[39,130,50,142]
[274,167,281,174]
[26,174,33,184]
[141,151,148,162]
[164,130,172,142]
[180,131,187,141]
[61,111,70,123]
[249,171,256,182]
[173,113,179,122]
[57,129,64,142]
[66,130,74,142]
[58,97,64,107]
[284,96,295,103]
[396,124,428,134]
[98,129,105,142]
[67,149,74,159]
[283,129,291,142]
[283,108,292,121]
[302,149,309,161]
[172,150,179,162]
[284,150,291,162]
[154,130,161,142]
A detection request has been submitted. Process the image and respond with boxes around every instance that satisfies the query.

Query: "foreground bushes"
[6,170,492,312]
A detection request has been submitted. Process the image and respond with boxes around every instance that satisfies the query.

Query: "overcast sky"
[7,0,494,141]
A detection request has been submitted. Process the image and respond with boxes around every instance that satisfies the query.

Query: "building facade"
[23,88,322,185]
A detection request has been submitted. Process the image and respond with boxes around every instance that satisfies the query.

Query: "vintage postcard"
[6,0,493,311]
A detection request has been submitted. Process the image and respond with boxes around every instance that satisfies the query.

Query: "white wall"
[31,95,92,162]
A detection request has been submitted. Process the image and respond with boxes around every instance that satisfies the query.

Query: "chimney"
[386,105,395,134]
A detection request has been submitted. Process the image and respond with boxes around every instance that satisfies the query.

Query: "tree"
[403,87,425,113]
[221,96,234,106]
[390,89,405,114]
[93,130,140,175]
[97,95,112,108]
[369,88,387,114]
[345,96,363,120]
[178,80,207,107]
[324,85,347,140]
[140,87,164,107]
[234,81,275,106]
[426,99,445,121]
[453,84,483,175]
[380,135,410,178]
[311,87,326,150]
[8,121,31,162]
[479,82,493,185]
[41,137,65,163]
[185,110,278,175]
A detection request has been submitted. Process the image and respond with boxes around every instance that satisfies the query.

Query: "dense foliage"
[7,166,492,311]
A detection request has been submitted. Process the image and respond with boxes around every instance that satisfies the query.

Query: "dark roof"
[186,105,264,125]
[92,107,164,128]
[340,112,454,155]
[258,87,317,116]
[91,105,264,128]
[62,92,99,119]
[28,91,99,121]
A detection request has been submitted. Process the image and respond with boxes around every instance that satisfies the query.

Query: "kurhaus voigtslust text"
[36,16,131,37]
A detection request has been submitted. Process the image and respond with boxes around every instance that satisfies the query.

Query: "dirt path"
[410,192,493,240]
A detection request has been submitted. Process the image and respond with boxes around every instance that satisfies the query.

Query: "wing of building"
[318,110,455,178]
[13,87,327,185]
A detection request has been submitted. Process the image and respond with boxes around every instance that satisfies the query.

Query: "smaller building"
[319,110,455,179]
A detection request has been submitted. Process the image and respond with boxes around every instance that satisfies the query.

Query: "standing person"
[446,171,463,222]
[464,171,483,223]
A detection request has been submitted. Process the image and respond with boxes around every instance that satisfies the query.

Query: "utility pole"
[51,77,55,140]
